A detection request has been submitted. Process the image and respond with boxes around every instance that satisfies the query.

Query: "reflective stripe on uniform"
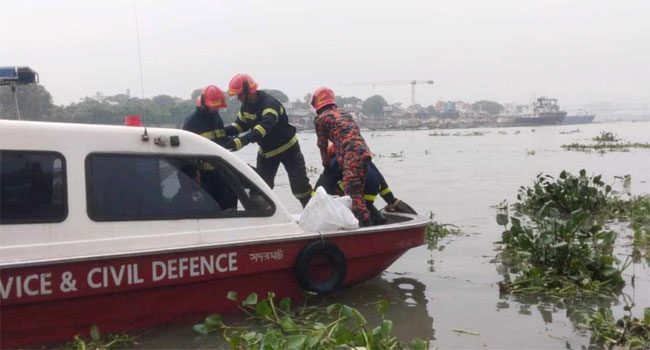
[198,162,215,171]
[200,129,225,140]
[258,135,298,158]
[337,181,344,191]
[231,122,244,133]
[237,111,245,122]
[262,108,279,121]
[200,130,216,140]
[364,194,377,201]
[253,124,267,137]
[242,112,257,120]
[234,138,242,150]
[380,187,392,196]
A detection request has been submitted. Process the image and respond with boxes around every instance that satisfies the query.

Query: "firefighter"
[183,85,229,147]
[311,86,373,226]
[182,85,237,210]
[223,74,312,208]
[316,143,417,225]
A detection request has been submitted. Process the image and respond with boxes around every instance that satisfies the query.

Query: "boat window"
[86,154,275,221]
[0,151,67,224]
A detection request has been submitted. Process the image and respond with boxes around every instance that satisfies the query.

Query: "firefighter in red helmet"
[183,85,237,210]
[184,85,228,146]
[224,74,313,208]
[311,87,373,226]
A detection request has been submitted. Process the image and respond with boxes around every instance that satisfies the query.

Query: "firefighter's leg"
[281,143,313,208]
[256,152,281,189]
[343,154,371,225]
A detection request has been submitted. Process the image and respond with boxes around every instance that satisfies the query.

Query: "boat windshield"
[86,154,274,221]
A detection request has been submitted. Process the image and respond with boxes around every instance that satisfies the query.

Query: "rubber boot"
[360,217,374,227]
[367,200,387,225]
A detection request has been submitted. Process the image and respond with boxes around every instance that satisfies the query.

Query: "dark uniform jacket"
[183,108,227,147]
[225,91,297,158]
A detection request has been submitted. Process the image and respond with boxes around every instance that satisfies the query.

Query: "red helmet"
[310,87,336,111]
[198,85,227,110]
[228,74,258,96]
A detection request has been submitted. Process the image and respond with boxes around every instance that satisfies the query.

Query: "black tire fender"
[294,240,347,294]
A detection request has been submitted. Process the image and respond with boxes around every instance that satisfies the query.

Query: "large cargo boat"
[0,120,429,347]
[562,109,596,124]
[498,97,567,126]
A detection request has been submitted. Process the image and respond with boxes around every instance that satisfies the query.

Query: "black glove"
[389,199,418,215]
[225,137,248,152]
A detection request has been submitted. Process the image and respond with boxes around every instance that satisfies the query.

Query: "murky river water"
[134,121,650,349]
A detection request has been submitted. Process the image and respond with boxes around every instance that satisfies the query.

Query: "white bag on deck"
[298,187,359,232]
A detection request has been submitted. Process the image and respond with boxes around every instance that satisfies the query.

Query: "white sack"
[298,187,359,232]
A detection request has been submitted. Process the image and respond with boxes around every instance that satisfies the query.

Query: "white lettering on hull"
[1,252,238,301]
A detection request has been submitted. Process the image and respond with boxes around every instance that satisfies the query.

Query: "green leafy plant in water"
[593,131,619,142]
[193,291,429,350]
[513,169,616,220]
[561,142,650,153]
[495,170,634,297]
[70,325,136,350]
[497,207,626,297]
[425,213,462,251]
[615,195,650,264]
[577,305,650,349]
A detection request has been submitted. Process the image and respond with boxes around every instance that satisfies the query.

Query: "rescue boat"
[0,119,428,347]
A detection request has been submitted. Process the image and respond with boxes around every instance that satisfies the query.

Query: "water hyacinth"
[193,291,429,350]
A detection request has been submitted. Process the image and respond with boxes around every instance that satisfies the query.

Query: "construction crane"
[342,80,434,120]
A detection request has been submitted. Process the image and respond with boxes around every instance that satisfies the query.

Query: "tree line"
[0,84,504,126]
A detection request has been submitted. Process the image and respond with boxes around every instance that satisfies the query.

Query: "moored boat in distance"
[562,109,596,124]
[498,97,567,126]
[0,119,429,347]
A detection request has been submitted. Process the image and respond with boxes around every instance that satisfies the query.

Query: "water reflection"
[494,260,634,349]
[325,274,436,342]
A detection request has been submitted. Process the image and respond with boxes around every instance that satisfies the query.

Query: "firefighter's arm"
[224,113,249,136]
[245,108,278,144]
[319,147,330,169]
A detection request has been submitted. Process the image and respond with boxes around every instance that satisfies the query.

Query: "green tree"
[190,89,202,101]
[0,84,55,120]
[362,95,389,117]
[472,100,504,115]
[263,89,289,103]
[335,96,362,108]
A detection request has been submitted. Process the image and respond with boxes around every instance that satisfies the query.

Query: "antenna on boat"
[131,0,149,140]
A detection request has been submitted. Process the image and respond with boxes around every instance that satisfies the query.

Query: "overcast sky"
[2,0,649,107]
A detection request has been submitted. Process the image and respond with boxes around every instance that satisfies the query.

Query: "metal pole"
[411,81,416,121]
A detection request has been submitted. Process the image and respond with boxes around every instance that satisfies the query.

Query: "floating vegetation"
[559,129,581,135]
[70,325,136,350]
[428,131,450,137]
[526,150,536,156]
[616,195,650,264]
[498,131,508,135]
[495,170,633,297]
[376,151,405,159]
[452,329,480,336]
[577,305,650,349]
[194,291,429,350]
[561,142,650,153]
[593,131,619,142]
[306,165,321,176]
[452,131,486,137]
[425,213,462,251]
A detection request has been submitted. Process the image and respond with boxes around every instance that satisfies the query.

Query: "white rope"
[13,86,21,120]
